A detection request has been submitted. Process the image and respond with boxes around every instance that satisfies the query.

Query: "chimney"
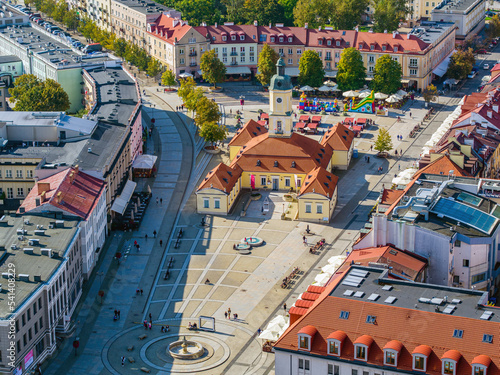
[393,31,397,38]
[488,110,493,118]
[40,191,46,202]
[269,23,272,27]
[69,171,75,183]
[254,20,258,26]
[493,104,499,112]
[56,191,62,204]
[214,22,217,28]
[304,23,308,29]
[74,164,79,173]
[355,26,359,32]
[407,33,411,39]
[37,182,50,195]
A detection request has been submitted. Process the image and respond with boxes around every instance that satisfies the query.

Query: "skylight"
[482,334,493,343]
[366,315,376,324]
[339,311,350,319]
[452,329,463,338]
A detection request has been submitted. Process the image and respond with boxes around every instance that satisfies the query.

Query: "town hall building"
[196,59,355,222]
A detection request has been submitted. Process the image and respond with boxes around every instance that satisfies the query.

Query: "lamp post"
[97,271,104,288]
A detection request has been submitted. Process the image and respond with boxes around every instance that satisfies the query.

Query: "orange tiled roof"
[19,167,105,220]
[307,285,326,294]
[472,355,492,367]
[295,300,314,309]
[442,349,462,362]
[354,334,374,346]
[197,163,242,193]
[228,119,268,147]
[413,154,471,179]
[230,132,332,174]
[384,340,403,352]
[356,32,429,54]
[327,330,347,341]
[298,166,338,198]
[491,63,500,72]
[380,189,405,205]
[413,344,433,356]
[320,123,355,151]
[298,325,317,337]
[148,14,193,45]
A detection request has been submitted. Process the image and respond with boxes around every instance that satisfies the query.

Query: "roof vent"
[274,160,278,167]
[256,159,261,166]
[291,161,296,168]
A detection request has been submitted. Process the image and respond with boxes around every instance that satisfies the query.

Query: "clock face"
[276,97,282,103]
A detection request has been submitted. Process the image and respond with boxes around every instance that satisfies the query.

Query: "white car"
[484,63,490,70]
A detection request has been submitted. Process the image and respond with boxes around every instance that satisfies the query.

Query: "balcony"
[230,61,238,65]
[189,51,197,56]
[325,56,332,61]
[189,62,197,67]
[230,52,238,56]
[409,64,418,68]
[222,52,227,56]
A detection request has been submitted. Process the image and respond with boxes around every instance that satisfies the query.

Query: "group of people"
[113,309,121,321]
[175,105,185,111]
[135,288,144,295]
[281,267,300,289]
[188,322,198,329]
[160,325,170,332]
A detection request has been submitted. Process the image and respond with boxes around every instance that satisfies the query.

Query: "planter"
[376,151,389,158]
[251,193,261,201]
[209,87,223,93]
[204,146,221,154]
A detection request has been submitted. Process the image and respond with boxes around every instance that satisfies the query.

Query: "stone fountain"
[168,336,205,360]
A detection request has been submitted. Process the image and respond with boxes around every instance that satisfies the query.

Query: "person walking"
[121,356,126,366]
[228,307,231,316]
[153,230,157,238]
[156,197,159,205]
[224,311,228,319]
[283,303,287,312]
[302,235,306,244]
[140,289,143,295]
[149,313,152,320]
[160,198,163,205]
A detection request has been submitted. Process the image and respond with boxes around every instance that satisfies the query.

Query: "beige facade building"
[0,215,82,375]
[110,0,180,49]
[431,0,485,41]
[147,14,209,76]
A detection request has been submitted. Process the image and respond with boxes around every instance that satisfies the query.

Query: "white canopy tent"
[343,90,359,97]
[111,180,137,215]
[178,72,193,78]
[132,154,158,170]
[299,85,315,91]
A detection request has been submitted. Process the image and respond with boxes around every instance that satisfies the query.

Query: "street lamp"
[97,271,104,288]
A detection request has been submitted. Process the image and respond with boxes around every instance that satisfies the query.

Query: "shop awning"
[111,180,137,215]
[285,67,300,77]
[324,71,337,78]
[432,49,457,77]
[226,66,251,75]
[132,154,157,170]
[401,79,410,84]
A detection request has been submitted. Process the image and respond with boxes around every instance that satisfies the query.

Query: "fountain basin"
[168,337,205,360]
[240,236,263,246]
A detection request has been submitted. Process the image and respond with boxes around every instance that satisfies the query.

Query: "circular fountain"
[240,236,264,246]
[168,336,205,360]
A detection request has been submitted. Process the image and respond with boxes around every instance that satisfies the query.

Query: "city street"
[42,43,500,375]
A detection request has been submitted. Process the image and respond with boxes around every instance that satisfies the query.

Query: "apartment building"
[110,0,180,49]
[0,55,23,86]
[0,111,98,203]
[0,215,82,375]
[432,0,485,41]
[19,167,107,278]
[356,174,500,294]
[147,14,209,76]
[275,265,499,375]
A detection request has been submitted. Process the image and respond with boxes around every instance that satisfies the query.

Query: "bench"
[127,345,134,351]
[139,334,147,340]
[140,367,151,373]
[128,357,135,363]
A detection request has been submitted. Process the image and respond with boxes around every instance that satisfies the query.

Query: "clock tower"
[268,58,293,138]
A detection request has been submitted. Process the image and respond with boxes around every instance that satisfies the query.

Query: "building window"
[249,56,254,62]
[270,36,275,42]
[7,188,13,199]
[240,35,244,40]
[240,46,245,53]
[179,48,184,55]
[382,45,387,51]
[328,340,340,355]
[223,57,227,63]
[180,58,185,65]
[369,55,375,63]
[339,310,349,319]
[260,34,267,42]
[214,199,220,209]
[279,48,284,55]
[335,52,340,58]
[285,178,291,187]
[297,49,302,55]
[299,335,309,349]
[27,170,33,178]
[472,272,486,284]
[327,39,332,46]
[279,37,284,42]
[288,37,293,42]
[443,360,455,375]
[385,350,397,365]
[452,329,463,338]
[370,44,375,50]
[6,170,12,178]
[463,259,469,267]
[410,69,417,76]
[328,364,334,375]
[261,177,267,186]
[231,35,236,41]
[474,365,486,375]
[355,345,367,360]
[352,370,358,375]
[336,40,340,46]
[288,58,293,64]
[17,188,24,197]
[240,56,245,62]
[16,170,22,178]
[414,355,426,371]
[305,203,312,213]
[203,199,209,209]
[359,43,363,49]
[298,358,310,370]
[316,204,323,214]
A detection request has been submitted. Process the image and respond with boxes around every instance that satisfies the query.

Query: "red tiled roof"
[356,32,429,54]
[442,349,462,362]
[295,300,315,309]
[380,189,405,205]
[301,292,320,301]
[194,24,258,44]
[307,285,326,294]
[148,14,193,45]
[19,167,105,220]
[307,29,356,48]
[321,123,355,151]
[298,325,317,337]
[384,340,403,352]
[298,166,338,198]
[413,344,433,357]
[414,154,471,179]
[289,306,309,316]
[257,25,308,45]
[327,330,347,342]
[354,335,374,347]
[472,355,492,367]
[491,63,500,72]
[197,163,242,193]
[228,119,268,147]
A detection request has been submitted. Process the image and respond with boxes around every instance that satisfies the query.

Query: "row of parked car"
[14,4,85,50]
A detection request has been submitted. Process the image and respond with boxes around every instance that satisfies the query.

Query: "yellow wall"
[240,171,306,191]
[0,159,39,199]
[196,177,241,215]
[298,189,337,222]
[229,145,242,161]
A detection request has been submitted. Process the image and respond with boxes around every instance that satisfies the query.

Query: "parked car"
[34,18,44,24]
[468,70,478,78]
[476,49,488,54]
[484,63,490,70]
[82,43,102,54]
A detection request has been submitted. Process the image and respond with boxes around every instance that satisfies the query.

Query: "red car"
[476,49,488,54]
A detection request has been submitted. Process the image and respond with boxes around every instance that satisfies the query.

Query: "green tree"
[186,87,205,112]
[221,0,246,24]
[374,128,393,154]
[161,69,177,89]
[256,44,279,87]
[200,50,226,88]
[292,0,330,28]
[63,9,80,30]
[199,121,228,147]
[422,84,438,106]
[370,55,402,94]
[178,77,197,103]
[336,47,366,91]
[487,15,500,39]
[40,0,56,16]
[298,50,324,87]
[113,38,128,58]
[52,0,67,22]
[244,0,284,26]
[195,96,221,127]
[329,0,370,29]
[175,0,222,26]
[447,48,475,80]
[147,58,162,77]
[9,74,70,112]
[278,0,298,25]
[372,0,409,32]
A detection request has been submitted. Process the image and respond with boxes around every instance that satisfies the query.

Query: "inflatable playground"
[298,92,375,114]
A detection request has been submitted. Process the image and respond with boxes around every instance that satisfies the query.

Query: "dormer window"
[327,39,331,45]
[297,325,317,351]
[279,37,284,42]
[414,355,426,371]
[256,159,261,166]
[385,350,397,365]
[474,365,487,375]
[443,360,455,375]
[274,161,278,167]
[271,36,275,42]
[231,35,236,41]
[327,330,346,356]
[358,43,363,49]
[222,36,227,41]
[394,46,398,52]
[412,345,431,372]
[336,40,340,46]
[370,44,375,50]
[319,39,323,45]
[240,35,244,40]
[288,37,293,42]
[472,356,491,375]
[329,341,339,355]
[382,44,387,51]
[355,345,367,360]
[291,161,296,168]
[442,350,461,375]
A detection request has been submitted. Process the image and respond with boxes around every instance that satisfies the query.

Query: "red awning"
[257,120,267,126]
[356,118,367,124]
[299,115,310,122]
[308,123,318,129]
[295,122,306,129]
[261,113,269,119]
[344,117,355,123]
[311,116,322,123]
